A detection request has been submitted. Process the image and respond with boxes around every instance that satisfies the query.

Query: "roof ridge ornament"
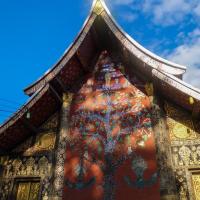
[93,0,105,15]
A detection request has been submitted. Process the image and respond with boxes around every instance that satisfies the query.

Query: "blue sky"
[0,0,200,124]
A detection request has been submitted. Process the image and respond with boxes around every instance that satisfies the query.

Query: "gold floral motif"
[191,146,199,165]
[172,145,200,166]
[179,146,191,165]
[13,159,22,175]
[38,156,51,178]
[165,102,197,140]
[192,173,200,200]
[25,157,35,175]
[172,147,179,166]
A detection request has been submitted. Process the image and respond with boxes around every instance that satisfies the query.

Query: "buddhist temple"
[1,0,200,199]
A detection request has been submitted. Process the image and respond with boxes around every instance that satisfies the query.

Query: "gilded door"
[14,180,40,200]
[192,172,200,200]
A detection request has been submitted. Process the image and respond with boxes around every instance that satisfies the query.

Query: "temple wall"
[164,101,200,200]
[0,112,59,200]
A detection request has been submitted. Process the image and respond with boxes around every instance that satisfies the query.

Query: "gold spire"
[93,0,104,15]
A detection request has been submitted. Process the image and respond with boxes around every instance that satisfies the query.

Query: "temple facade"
[0,0,200,199]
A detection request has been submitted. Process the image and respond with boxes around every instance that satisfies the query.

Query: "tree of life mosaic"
[63,51,160,200]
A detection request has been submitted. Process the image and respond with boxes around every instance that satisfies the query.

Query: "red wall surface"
[63,52,160,200]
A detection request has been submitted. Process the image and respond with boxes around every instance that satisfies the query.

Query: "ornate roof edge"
[24,0,187,96]
[98,0,186,74]
[152,69,200,100]
[24,3,98,96]
[0,84,49,134]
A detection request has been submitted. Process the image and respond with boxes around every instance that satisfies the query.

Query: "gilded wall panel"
[172,145,200,167]
[12,132,56,156]
[12,112,58,155]
[164,101,200,199]
[23,132,56,156]
[165,102,197,141]
[0,156,52,199]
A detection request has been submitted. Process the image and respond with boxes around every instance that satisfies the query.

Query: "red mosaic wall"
[63,51,160,200]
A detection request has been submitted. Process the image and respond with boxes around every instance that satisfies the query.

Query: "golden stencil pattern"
[12,137,33,154]
[13,113,58,154]
[29,182,40,200]
[41,112,58,130]
[23,132,56,156]
[192,173,200,200]
[165,102,197,140]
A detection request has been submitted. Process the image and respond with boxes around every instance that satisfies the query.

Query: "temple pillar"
[150,96,178,200]
[50,93,73,200]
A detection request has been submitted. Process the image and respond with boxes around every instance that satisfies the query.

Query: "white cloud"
[108,0,200,25]
[110,0,200,26]
[194,3,200,17]
[107,0,137,22]
[168,39,200,67]
[152,0,191,25]
[120,12,137,22]
[111,0,135,5]
[167,29,200,88]
[184,66,200,89]
[189,28,200,38]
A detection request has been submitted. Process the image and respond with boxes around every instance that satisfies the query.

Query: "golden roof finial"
[93,0,104,15]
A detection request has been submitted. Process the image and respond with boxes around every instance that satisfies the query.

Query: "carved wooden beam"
[49,84,62,104]
[55,77,67,92]
[22,118,39,135]
[192,101,200,118]
[0,150,9,156]
[75,52,88,71]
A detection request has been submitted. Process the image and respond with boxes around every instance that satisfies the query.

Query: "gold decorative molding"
[145,82,154,96]
[3,156,51,178]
